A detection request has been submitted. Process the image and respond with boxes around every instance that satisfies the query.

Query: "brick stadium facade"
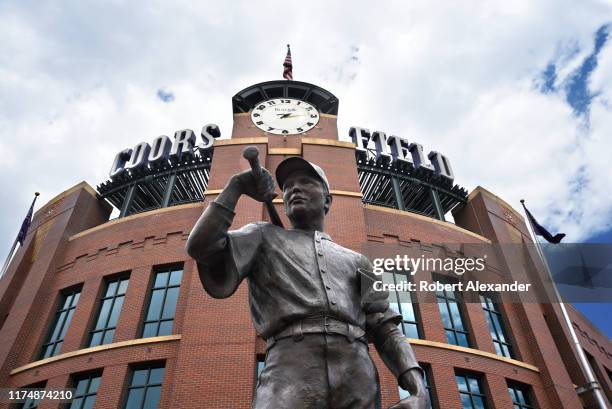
[0,81,610,409]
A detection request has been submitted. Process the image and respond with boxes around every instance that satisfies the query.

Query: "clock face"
[250,98,320,135]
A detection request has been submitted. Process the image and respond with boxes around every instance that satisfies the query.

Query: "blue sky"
[539,24,609,118]
[573,303,611,338]
[0,2,611,338]
[532,22,612,338]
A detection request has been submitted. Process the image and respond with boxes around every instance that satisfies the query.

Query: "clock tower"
[204,80,368,248]
[230,80,339,140]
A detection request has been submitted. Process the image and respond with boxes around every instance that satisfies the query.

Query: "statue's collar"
[314,230,332,242]
[289,229,332,242]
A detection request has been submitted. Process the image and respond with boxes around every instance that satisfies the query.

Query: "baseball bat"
[242,146,284,228]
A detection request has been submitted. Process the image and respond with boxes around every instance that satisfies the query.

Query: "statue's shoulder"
[252,222,288,237]
[329,241,370,265]
[229,221,270,237]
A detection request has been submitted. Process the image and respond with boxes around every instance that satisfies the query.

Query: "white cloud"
[1,0,611,255]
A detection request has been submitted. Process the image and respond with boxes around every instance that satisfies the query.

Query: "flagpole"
[520,199,607,409]
[0,238,19,279]
[0,192,40,280]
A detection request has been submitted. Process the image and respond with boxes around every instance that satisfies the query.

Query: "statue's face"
[282,170,330,220]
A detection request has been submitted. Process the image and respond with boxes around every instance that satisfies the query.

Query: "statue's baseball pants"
[253,333,381,409]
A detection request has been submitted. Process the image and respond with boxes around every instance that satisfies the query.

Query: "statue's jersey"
[196,203,393,339]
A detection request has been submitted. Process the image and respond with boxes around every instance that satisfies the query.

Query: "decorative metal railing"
[97,148,213,218]
[98,144,466,222]
[356,148,467,220]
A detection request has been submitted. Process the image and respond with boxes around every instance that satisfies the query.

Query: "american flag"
[16,193,39,245]
[283,44,293,80]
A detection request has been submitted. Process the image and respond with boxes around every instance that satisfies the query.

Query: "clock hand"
[277,113,292,118]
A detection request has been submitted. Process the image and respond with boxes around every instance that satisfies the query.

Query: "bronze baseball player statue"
[186,149,428,409]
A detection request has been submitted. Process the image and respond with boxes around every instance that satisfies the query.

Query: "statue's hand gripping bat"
[242,146,284,228]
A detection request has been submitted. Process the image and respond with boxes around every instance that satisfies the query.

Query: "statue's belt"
[266,316,366,349]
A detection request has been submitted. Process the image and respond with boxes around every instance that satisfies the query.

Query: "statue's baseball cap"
[275,157,330,194]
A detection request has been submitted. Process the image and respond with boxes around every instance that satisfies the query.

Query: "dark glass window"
[456,373,488,409]
[142,267,182,338]
[256,356,265,379]
[123,365,165,409]
[16,382,46,409]
[508,383,534,409]
[40,289,81,358]
[383,272,420,338]
[436,281,470,347]
[255,355,265,388]
[19,396,40,409]
[89,277,129,347]
[68,373,102,409]
[480,294,514,358]
[398,367,435,408]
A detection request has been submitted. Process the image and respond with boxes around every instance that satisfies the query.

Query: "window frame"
[88,275,130,347]
[122,363,165,409]
[254,354,266,392]
[68,371,103,409]
[383,271,421,338]
[16,382,46,409]
[141,265,183,338]
[39,287,81,359]
[507,381,535,409]
[435,277,471,347]
[455,371,489,409]
[480,293,514,359]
